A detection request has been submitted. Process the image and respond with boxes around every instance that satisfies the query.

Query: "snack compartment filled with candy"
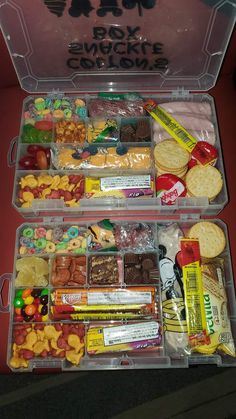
[12,93,228,216]
[7,218,236,370]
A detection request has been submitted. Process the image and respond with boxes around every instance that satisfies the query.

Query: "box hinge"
[47,90,65,99]
[43,216,64,223]
[179,213,201,221]
[172,88,190,100]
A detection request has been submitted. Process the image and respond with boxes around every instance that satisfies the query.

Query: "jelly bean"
[34,297,40,305]
[24,315,34,322]
[38,304,43,313]
[22,289,32,299]
[34,312,42,322]
[22,228,34,238]
[15,307,22,316]
[24,295,34,305]
[42,314,49,322]
[41,305,48,316]
[40,295,48,305]
[14,315,24,322]
[15,289,23,298]
[25,304,36,316]
[31,289,41,298]
[40,289,49,296]
[14,297,24,308]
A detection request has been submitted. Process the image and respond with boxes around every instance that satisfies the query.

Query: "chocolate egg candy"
[14,297,24,308]
[24,314,34,322]
[41,305,48,316]
[40,295,48,305]
[31,289,41,298]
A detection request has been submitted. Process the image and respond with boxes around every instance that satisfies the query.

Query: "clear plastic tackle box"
[0,0,235,371]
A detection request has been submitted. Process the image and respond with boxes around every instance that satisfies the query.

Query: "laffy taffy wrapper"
[10,323,85,369]
[193,259,235,357]
[85,175,154,199]
[87,321,162,355]
[18,174,85,208]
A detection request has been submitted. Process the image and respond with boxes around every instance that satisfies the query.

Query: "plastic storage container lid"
[0,0,235,93]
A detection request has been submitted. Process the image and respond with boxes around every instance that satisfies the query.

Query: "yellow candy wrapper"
[195,259,235,357]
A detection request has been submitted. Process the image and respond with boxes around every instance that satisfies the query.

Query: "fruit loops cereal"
[19,225,87,255]
[17,174,85,208]
[15,257,49,287]
[10,323,85,369]
[24,97,86,122]
[52,256,86,286]
[14,288,49,322]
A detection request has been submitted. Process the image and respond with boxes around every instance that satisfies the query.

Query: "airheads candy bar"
[87,321,162,355]
[85,175,154,199]
[51,287,157,320]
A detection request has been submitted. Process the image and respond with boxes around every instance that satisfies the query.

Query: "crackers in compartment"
[186,165,223,200]
[187,221,226,258]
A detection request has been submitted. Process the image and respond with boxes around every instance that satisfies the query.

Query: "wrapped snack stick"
[87,321,162,355]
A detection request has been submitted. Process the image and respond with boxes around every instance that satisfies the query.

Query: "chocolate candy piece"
[89,255,120,285]
[135,120,150,142]
[121,124,135,142]
[124,253,158,285]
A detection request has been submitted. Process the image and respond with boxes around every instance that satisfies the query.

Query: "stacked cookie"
[154,139,190,179]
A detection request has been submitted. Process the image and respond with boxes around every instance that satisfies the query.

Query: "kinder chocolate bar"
[87,321,162,355]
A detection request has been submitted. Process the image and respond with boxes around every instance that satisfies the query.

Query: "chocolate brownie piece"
[89,255,120,285]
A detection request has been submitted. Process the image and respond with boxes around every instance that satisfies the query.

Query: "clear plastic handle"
[0,273,12,313]
[7,136,18,167]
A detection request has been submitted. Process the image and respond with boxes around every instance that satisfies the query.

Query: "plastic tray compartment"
[12,93,228,218]
[4,218,236,371]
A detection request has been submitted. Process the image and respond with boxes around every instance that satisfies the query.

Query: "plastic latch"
[179,213,201,221]
[172,88,190,99]
[7,136,18,168]
[0,273,12,313]
[43,217,64,223]
[47,90,65,99]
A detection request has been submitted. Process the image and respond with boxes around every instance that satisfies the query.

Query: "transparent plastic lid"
[0,0,235,92]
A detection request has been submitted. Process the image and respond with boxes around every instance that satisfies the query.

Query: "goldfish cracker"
[9,356,29,369]
[68,334,84,353]
[24,175,38,188]
[44,325,62,340]
[22,331,37,350]
[41,188,52,199]
[38,175,53,186]
[50,175,61,189]
[22,192,34,203]
[65,349,84,365]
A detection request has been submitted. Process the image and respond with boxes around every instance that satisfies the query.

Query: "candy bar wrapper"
[87,321,162,355]
[194,258,235,357]
[87,219,117,251]
[51,287,157,320]
[158,223,189,356]
[85,175,154,199]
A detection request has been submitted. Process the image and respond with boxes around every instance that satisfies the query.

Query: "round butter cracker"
[187,221,226,258]
[186,165,223,200]
[154,139,190,169]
